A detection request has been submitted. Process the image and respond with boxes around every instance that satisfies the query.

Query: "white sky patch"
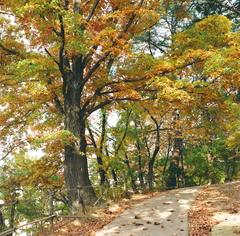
[108,111,119,126]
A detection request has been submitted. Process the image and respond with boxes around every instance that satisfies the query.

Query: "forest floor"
[39,180,240,236]
[188,180,240,236]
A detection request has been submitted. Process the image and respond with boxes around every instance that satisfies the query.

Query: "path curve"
[94,186,205,236]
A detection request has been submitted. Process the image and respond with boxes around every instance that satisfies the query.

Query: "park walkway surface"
[94,186,205,236]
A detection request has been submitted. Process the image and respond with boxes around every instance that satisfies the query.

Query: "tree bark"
[123,154,137,193]
[147,115,160,190]
[64,88,97,213]
[0,210,5,233]
[98,111,107,185]
[87,111,107,185]
[133,118,144,188]
[166,109,182,189]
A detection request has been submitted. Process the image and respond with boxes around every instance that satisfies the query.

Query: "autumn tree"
[0,0,164,213]
[144,12,240,186]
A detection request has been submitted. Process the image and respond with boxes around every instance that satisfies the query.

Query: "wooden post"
[49,187,54,235]
[111,182,115,200]
[124,179,127,198]
[77,186,87,214]
[99,184,102,197]
[40,220,44,234]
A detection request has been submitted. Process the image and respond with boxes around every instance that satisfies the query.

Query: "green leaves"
[31,130,76,147]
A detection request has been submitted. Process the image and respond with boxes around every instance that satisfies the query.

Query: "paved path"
[94,186,204,236]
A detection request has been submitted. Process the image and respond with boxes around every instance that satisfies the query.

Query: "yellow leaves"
[173,15,232,57]
[148,72,194,108]
[151,60,175,75]
[153,76,193,104]
[176,49,214,65]
[128,8,159,36]
[24,2,37,10]
[93,27,119,48]
[168,15,239,93]
[31,130,76,148]
[196,14,231,36]
[114,89,141,100]
[226,131,240,150]
[151,76,172,88]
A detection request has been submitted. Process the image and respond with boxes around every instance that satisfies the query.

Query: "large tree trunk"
[64,90,97,214]
[62,1,98,213]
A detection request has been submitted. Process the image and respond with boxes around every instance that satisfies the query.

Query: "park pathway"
[94,186,205,236]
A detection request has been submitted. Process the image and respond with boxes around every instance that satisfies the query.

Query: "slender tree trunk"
[9,205,15,236]
[147,115,160,190]
[166,136,182,188]
[0,211,5,233]
[98,110,107,184]
[133,119,144,188]
[137,153,144,188]
[147,139,160,189]
[87,110,107,185]
[163,138,172,177]
[180,150,185,187]
[148,154,157,190]
[166,109,182,189]
[124,154,137,193]
[111,169,118,183]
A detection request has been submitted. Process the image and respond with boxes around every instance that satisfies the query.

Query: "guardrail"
[0,182,127,236]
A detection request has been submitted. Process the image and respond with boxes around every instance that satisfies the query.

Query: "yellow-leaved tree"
[0,0,162,213]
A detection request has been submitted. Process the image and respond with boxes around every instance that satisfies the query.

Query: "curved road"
[94,186,205,236]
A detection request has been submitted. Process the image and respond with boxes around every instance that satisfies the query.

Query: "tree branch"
[85,100,112,118]
[0,43,25,59]
[122,0,145,33]
[81,51,111,88]
[58,14,66,76]
[86,0,101,22]
[54,96,65,116]
[213,0,240,15]
[45,48,60,66]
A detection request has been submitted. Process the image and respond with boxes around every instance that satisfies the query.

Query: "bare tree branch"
[0,43,25,59]
[213,0,240,15]
[86,0,100,22]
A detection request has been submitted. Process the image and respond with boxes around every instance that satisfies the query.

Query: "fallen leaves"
[35,192,158,236]
[132,222,144,226]
[188,180,240,236]
[34,181,240,236]
[233,229,240,235]
[134,214,142,219]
